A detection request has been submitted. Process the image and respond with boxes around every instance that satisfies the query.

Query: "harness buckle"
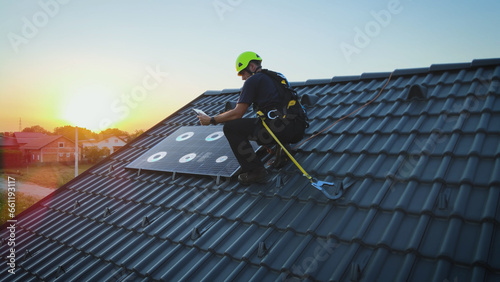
[267,109,279,120]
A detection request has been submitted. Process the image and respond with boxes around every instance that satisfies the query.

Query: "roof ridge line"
[308,58,500,86]
[202,58,500,94]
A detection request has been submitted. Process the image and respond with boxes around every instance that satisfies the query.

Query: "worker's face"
[240,70,251,81]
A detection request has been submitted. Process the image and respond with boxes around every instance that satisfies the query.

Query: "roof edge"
[471,58,500,67]
[305,78,333,86]
[360,71,392,80]
[203,88,240,96]
[331,75,361,83]
[393,67,429,77]
[429,62,471,72]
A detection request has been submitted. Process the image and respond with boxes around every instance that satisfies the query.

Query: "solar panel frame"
[126,125,258,177]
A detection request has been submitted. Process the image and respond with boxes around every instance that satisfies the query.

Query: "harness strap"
[257,98,300,120]
[257,112,313,182]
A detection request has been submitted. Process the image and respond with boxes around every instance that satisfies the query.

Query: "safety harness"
[257,69,307,122]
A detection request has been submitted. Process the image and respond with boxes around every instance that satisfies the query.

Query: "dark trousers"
[223,117,305,172]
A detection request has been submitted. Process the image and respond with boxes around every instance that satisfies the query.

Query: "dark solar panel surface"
[126,125,256,177]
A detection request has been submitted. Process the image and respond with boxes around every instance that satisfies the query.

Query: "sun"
[60,85,117,132]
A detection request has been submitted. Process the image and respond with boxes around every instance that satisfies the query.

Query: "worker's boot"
[271,145,289,169]
[238,167,268,185]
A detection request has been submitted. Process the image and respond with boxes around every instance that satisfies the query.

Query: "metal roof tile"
[192,256,238,281]
[489,225,500,269]
[471,58,500,68]
[490,161,500,187]
[305,78,332,86]
[392,67,429,77]
[157,249,209,281]
[134,241,181,277]
[360,209,393,246]
[90,263,133,282]
[419,217,450,257]
[97,231,143,265]
[223,224,268,263]
[198,220,238,253]
[51,255,98,281]
[431,62,472,73]
[384,213,420,251]
[331,75,361,83]
[360,71,392,80]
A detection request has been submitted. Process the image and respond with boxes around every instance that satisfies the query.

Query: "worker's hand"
[197,113,211,126]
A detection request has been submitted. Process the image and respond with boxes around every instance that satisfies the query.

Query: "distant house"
[81,135,126,154]
[13,132,82,163]
[0,133,19,150]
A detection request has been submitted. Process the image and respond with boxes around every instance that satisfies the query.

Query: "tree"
[53,126,97,141]
[22,125,51,134]
[128,129,144,142]
[99,128,130,141]
[83,146,110,163]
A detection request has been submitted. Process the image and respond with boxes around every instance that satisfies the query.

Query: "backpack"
[260,69,308,125]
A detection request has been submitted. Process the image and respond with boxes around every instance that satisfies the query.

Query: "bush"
[83,146,110,163]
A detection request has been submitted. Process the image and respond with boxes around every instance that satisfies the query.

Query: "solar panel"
[126,125,259,177]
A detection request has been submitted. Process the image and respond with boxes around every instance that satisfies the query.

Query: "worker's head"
[236,51,262,80]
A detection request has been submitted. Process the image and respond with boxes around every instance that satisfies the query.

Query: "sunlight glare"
[61,85,116,132]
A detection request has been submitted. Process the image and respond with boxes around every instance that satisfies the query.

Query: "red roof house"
[18,135,82,163]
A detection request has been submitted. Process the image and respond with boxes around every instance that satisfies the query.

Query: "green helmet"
[235,51,262,73]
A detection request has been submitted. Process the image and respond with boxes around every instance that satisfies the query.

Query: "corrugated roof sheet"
[1,58,500,281]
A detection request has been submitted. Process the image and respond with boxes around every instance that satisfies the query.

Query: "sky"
[0,0,499,133]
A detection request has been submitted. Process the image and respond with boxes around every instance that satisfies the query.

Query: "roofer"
[198,51,307,185]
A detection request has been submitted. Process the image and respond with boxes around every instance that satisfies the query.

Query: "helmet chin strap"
[248,65,262,76]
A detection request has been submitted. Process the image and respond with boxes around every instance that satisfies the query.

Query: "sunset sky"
[1,0,499,133]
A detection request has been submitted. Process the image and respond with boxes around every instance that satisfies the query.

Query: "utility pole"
[75,126,78,177]
[19,118,21,131]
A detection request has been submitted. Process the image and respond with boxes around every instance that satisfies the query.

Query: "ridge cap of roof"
[429,62,472,72]
[203,88,241,96]
[471,57,500,67]
[304,78,334,86]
